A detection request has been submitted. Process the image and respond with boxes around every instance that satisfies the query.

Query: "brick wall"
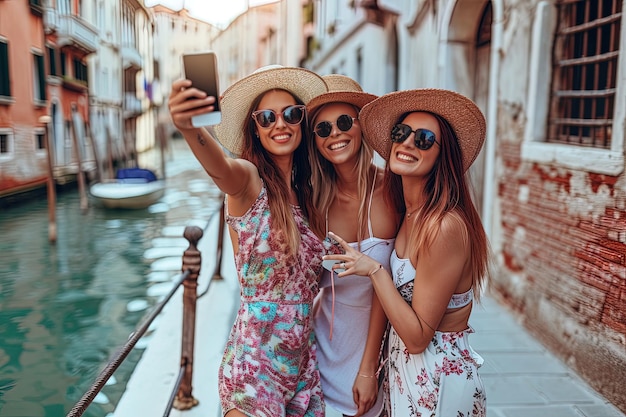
[493,140,626,412]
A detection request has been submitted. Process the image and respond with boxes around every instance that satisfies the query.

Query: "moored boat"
[90,168,165,209]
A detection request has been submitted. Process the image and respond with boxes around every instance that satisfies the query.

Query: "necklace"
[406,207,419,218]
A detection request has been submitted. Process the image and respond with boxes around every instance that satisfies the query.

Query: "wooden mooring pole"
[40,115,57,243]
[69,110,88,212]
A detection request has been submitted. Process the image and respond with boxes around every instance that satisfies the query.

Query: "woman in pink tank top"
[323,89,491,417]
[306,75,401,417]
[169,66,329,417]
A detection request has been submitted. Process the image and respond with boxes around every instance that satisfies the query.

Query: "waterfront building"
[0,0,158,199]
[86,0,124,176]
[149,5,221,141]
[0,0,69,197]
[211,2,281,90]
[42,0,98,183]
[305,0,626,411]
[121,0,156,158]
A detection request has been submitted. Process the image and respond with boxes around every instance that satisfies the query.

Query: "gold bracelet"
[358,373,375,378]
[367,264,383,277]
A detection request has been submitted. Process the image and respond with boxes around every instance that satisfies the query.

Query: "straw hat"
[307,74,377,115]
[213,65,328,156]
[359,89,486,171]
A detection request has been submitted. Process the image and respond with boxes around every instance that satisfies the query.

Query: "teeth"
[329,141,348,150]
[273,134,290,140]
[397,153,416,161]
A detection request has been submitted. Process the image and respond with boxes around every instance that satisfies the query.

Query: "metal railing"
[66,203,226,417]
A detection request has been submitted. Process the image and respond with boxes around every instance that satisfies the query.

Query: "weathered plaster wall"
[493,70,626,416]
[480,0,626,411]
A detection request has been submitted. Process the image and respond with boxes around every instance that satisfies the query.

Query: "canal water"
[0,140,223,417]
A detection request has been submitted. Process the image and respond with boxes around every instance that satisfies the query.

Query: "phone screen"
[182,52,220,112]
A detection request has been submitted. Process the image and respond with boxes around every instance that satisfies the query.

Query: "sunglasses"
[314,114,357,138]
[251,105,306,128]
[391,124,440,150]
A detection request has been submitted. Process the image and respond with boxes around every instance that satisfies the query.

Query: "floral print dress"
[386,250,486,417]
[218,187,327,417]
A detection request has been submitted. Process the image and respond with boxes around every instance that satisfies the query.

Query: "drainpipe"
[481,0,503,240]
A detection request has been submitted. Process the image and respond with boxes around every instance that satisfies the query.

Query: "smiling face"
[389,111,441,178]
[253,90,303,157]
[312,102,362,166]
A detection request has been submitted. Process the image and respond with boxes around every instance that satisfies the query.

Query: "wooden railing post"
[173,225,203,410]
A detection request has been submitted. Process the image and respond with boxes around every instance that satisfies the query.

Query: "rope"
[65,271,189,417]
[163,359,188,417]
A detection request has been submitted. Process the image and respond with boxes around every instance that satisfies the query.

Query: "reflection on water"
[0,149,221,417]
[0,192,166,417]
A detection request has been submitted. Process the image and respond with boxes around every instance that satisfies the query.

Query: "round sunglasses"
[251,105,306,128]
[314,114,357,138]
[391,124,440,150]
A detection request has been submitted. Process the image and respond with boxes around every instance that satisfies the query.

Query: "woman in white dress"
[306,75,401,417]
[323,89,490,417]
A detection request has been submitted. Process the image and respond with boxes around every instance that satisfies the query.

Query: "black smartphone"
[182,51,221,126]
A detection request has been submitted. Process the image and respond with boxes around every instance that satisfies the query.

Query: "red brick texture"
[493,140,626,412]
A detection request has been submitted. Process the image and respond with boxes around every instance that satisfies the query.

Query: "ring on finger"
[341,262,346,269]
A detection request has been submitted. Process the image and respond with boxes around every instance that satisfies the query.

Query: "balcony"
[45,9,98,54]
[30,0,43,16]
[122,45,142,70]
[124,92,143,118]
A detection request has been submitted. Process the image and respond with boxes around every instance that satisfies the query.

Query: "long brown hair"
[240,89,317,256]
[383,112,489,296]
[307,104,375,245]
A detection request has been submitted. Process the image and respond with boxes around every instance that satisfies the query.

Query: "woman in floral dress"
[168,65,329,417]
[323,89,490,416]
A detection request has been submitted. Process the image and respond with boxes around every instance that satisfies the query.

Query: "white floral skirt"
[387,327,486,417]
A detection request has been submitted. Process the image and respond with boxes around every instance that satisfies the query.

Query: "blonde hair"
[307,104,375,247]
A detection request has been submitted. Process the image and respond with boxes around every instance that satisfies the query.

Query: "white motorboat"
[90,168,165,209]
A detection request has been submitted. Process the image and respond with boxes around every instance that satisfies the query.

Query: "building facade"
[86,0,123,178]
[304,0,626,411]
[0,0,51,197]
[42,0,99,183]
[150,5,220,141]
[0,0,157,200]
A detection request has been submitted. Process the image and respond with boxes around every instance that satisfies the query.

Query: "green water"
[0,140,222,417]
[0,190,168,417]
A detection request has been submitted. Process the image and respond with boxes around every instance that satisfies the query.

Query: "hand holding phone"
[322,259,346,274]
[182,51,221,127]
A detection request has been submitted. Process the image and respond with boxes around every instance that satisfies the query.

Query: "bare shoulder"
[437,211,469,247]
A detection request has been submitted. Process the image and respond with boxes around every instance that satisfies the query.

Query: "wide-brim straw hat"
[359,89,486,171]
[213,65,328,156]
[307,74,377,115]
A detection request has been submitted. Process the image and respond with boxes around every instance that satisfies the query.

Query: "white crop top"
[390,249,473,308]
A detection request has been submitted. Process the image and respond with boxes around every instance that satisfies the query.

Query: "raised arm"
[168,79,261,212]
